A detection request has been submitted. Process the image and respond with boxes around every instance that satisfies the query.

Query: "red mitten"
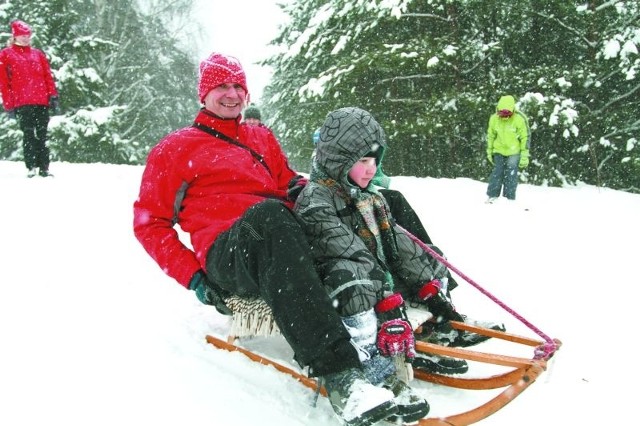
[377,318,416,358]
[417,279,442,301]
[375,293,416,359]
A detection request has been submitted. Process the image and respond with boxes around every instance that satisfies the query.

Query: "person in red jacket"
[133,52,413,426]
[0,20,59,177]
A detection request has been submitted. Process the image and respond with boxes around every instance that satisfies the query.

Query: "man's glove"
[6,109,16,120]
[49,96,61,115]
[375,293,416,359]
[188,270,232,315]
[486,149,494,165]
[417,279,442,301]
[519,151,529,169]
[287,175,308,201]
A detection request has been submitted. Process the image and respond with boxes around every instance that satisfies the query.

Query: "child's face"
[348,157,377,189]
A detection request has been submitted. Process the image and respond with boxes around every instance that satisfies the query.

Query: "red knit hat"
[198,53,248,102]
[11,20,32,37]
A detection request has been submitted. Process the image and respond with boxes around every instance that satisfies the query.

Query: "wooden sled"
[206,315,561,426]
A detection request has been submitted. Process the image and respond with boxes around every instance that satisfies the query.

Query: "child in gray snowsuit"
[295,107,436,423]
[295,108,505,408]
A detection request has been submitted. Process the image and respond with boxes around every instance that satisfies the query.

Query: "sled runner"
[206,297,561,426]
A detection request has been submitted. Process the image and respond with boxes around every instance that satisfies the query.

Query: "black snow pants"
[205,199,360,376]
[16,105,51,171]
[380,188,433,245]
[380,189,459,293]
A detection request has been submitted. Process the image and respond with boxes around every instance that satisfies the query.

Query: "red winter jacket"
[0,44,58,111]
[133,109,298,287]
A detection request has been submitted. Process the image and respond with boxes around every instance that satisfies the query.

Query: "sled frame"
[206,320,561,426]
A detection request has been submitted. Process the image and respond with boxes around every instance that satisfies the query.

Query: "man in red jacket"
[133,52,405,426]
[0,20,59,177]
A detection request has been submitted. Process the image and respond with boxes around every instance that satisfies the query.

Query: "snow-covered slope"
[1,160,637,425]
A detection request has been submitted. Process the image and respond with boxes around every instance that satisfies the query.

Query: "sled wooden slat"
[415,341,540,369]
[449,320,547,347]
[413,365,533,390]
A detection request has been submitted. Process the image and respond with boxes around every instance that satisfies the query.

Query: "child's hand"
[417,279,442,300]
[377,318,416,358]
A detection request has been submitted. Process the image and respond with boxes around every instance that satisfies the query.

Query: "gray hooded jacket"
[294,107,447,317]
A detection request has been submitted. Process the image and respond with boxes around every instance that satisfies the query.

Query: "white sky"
[192,0,289,102]
[1,159,638,425]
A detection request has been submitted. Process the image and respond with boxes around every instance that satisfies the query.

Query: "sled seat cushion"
[224,295,280,338]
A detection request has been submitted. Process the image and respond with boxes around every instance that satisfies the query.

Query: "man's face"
[203,83,247,119]
[244,117,261,126]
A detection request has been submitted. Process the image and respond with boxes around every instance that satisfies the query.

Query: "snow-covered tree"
[0,0,199,164]
[264,0,639,192]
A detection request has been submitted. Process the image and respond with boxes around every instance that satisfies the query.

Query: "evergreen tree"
[0,0,199,164]
[264,0,639,192]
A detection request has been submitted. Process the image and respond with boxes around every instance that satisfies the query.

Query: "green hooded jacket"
[487,95,530,157]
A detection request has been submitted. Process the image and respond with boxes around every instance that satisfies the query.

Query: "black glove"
[287,175,308,201]
[188,270,232,315]
[6,109,16,120]
[49,96,61,115]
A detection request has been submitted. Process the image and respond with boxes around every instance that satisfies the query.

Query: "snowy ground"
[0,160,637,425]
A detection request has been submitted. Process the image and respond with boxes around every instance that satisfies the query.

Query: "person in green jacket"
[485,95,530,203]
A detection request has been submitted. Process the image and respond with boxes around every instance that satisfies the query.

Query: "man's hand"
[519,151,530,169]
[189,270,232,315]
[287,175,308,201]
[49,96,61,115]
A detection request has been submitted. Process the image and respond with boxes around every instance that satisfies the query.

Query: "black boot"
[381,374,430,423]
[417,315,506,348]
[412,352,469,374]
[346,309,430,424]
[323,367,397,426]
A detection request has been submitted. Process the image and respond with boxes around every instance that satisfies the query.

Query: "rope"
[399,225,558,359]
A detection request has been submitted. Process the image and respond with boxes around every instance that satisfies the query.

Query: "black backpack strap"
[192,122,273,177]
